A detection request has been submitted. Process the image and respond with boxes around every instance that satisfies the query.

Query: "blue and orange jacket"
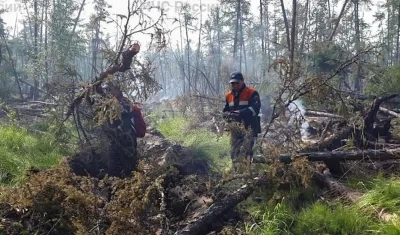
[223,83,261,132]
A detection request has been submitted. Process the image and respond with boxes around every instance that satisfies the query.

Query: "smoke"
[288,99,311,138]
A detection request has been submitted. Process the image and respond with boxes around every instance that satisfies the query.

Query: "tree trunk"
[179,19,186,94]
[280,0,291,51]
[44,0,49,86]
[260,0,265,77]
[233,0,241,61]
[194,4,202,93]
[33,0,39,101]
[184,16,191,93]
[397,4,400,62]
[216,7,222,94]
[240,14,247,73]
[299,0,309,55]
[329,0,349,41]
[289,0,297,78]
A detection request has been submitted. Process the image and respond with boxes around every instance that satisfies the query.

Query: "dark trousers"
[230,126,255,164]
[104,127,137,177]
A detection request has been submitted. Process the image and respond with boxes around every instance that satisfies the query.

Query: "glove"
[223,111,241,122]
[223,111,231,119]
[230,110,240,117]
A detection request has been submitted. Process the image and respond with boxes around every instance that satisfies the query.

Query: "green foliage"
[365,65,400,97]
[156,115,232,173]
[0,124,72,184]
[309,42,349,73]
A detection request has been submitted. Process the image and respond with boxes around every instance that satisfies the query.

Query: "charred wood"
[314,169,362,203]
[174,176,265,235]
[253,148,400,164]
[363,94,398,134]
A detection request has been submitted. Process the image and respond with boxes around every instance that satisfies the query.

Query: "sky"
[0,0,382,51]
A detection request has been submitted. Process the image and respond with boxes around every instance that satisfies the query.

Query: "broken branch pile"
[0,129,241,234]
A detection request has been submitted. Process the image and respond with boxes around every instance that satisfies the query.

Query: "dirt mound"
[0,130,240,235]
[67,127,210,179]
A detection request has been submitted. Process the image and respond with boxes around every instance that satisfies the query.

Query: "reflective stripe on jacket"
[223,83,261,135]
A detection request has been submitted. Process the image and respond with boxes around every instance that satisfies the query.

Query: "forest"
[1,0,400,234]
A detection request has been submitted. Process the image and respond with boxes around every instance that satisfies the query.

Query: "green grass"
[244,176,400,235]
[155,115,232,173]
[294,202,375,235]
[244,200,294,235]
[244,199,397,235]
[357,176,400,214]
[0,124,71,184]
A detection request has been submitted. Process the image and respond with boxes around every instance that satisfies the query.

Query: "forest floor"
[0,100,400,235]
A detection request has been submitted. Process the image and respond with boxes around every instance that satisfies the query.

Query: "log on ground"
[300,126,353,152]
[174,176,265,235]
[313,170,362,202]
[305,110,344,119]
[253,148,400,164]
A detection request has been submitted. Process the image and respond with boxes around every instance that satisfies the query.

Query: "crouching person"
[101,82,146,177]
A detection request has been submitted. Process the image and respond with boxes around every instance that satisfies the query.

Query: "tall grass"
[357,176,400,213]
[0,124,71,184]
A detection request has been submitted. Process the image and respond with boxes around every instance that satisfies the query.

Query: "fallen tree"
[174,177,263,235]
[379,107,400,119]
[253,148,400,164]
[305,110,343,119]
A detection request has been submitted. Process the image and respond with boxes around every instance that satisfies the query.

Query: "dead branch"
[262,46,375,139]
[328,0,350,41]
[24,101,58,106]
[174,176,266,235]
[64,44,139,121]
[363,94,398,132]
[253,148,400,164]
[301,126,354,152]
[379,107,400,119]
[305,110,343,119]
[314,170,362,203]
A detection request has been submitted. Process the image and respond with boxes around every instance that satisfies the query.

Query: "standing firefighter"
[223,72,261,171]
[101,82,146,177]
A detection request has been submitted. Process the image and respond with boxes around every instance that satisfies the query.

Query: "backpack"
[132,104,146,138]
